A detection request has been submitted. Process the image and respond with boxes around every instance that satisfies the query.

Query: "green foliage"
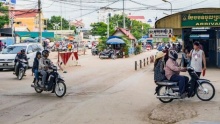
[122,36,130,56]
[97,36,107,51]
[47,16,75,30]
[0,3,9,28]
[90,14,151,39]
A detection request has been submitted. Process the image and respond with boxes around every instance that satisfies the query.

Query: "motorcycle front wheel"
[18,69,24,80]
[196,82,215,101]
[157,86,174,103]
[55,81,66,97]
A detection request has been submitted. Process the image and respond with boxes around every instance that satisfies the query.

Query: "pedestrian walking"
[188,42,206,77]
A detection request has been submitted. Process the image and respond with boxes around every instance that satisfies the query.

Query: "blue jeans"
[170,74,189,95]
[34,69,39,80]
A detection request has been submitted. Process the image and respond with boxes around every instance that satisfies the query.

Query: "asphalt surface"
[0,50,220,124]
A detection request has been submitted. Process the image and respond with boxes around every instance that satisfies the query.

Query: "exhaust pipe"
[156,95,179,99]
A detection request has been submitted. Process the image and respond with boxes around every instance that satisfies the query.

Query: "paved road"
[0,50,220,124]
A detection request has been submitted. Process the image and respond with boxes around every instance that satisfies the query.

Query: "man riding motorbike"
[164,50,189,98]
[39,50,53,88]
[14,49,28,75]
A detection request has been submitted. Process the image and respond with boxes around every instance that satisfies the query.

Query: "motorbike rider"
[39,50,53,88]
[164,50,189,98]
[32,51,41,82]
[14,49,28,75]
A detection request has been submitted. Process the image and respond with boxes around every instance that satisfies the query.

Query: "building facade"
[14,9,46,31]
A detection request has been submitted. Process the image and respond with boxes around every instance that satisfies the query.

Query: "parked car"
[0,43,43,71]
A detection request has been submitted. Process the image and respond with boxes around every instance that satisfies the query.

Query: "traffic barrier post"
[135,61,137,71]
[140,60,142,68]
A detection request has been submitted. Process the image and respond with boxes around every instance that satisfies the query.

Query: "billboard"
[148,28,173,38]
[0,0,16,4]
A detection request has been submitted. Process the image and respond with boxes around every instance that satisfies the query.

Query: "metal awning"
[15,31,54,38]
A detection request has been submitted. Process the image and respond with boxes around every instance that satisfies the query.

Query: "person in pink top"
[164,50,189,97]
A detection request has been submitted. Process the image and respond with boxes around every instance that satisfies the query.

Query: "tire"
[18,69,24,80]
[111,54,115,59]
[196,82,215,101]
[99,54,103,59]
[55,81,66,97]
[34,81,43,93]
[0,69,3,71]
[157,86,174,103]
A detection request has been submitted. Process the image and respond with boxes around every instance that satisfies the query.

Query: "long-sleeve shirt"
[39,57,52,70]
[164,58,181,80]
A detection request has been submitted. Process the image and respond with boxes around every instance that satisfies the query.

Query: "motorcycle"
[115,50,123,58]
[155,63,215,103]
[91,46,99,56]
[99,49,115,59]
[14,59,28,80]
[31,66,66,97]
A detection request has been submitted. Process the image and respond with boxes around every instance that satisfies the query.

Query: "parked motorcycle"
[31,66,66,97]
[91,46,99,56]
[155,64,215,103]
[14,59,28,80]
[99,49,115,59]
[115,50,123,58]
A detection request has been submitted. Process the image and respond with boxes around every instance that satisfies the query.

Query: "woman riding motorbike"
[154,51,166,82]
[164,50,189,97]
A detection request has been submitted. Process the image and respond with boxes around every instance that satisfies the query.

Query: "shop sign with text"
[181,13,220,27]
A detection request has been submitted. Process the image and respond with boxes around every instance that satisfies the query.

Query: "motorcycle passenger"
[39,50,52,87]
[164,50,189,97]
[154,51,166,82]
[32,51,41,82]
[14,49,28,75]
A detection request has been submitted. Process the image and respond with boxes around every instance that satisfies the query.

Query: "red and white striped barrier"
[57,51,79,71]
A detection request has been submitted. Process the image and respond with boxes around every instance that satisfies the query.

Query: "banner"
[148,28,173,38]
[181,13,220,27]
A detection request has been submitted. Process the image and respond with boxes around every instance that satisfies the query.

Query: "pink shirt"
[164,58,181,80]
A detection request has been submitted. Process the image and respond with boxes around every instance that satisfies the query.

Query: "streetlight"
[162,0,172,14]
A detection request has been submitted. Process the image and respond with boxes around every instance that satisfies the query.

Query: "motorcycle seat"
[156,80,178,86]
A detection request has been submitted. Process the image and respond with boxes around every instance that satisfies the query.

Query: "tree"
[0,3,9,28]
[90,14,151,39]
[47,16,75,30]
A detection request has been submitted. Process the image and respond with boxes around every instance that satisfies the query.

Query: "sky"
[15,0,220,28]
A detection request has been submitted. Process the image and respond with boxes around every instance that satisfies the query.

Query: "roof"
[10,43,38,47]
[15,31,54,38]
[14,9,38,18]
[128,16,145,20]
[112,28,136,40]
[155,8,220,29]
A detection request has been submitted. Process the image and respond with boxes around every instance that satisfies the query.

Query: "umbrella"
[106,38,125,45]
[34,37,46,41]
[23,38,37,43]
[138,38,147,42]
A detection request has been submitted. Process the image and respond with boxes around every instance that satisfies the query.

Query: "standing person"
[189,42,206,77]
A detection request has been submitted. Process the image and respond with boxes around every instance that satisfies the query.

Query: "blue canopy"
[107,38,125,45]
[107,36,122,40]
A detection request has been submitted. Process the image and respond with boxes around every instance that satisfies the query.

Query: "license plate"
[3,64,8,66]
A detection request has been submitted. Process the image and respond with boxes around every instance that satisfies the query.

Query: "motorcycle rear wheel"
[196,82,215,101]
[34,81,43,93]
[157,86,174,103]
[55,81,66,97]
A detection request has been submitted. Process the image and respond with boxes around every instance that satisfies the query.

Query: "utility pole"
[123,0,125,29]
[107,13,110,38]
[38,0,42,43]
[60,1,63,41]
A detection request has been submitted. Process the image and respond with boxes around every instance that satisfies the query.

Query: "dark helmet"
[21,49,25,54]
[42,50,49,57]
[169,50,178,61]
